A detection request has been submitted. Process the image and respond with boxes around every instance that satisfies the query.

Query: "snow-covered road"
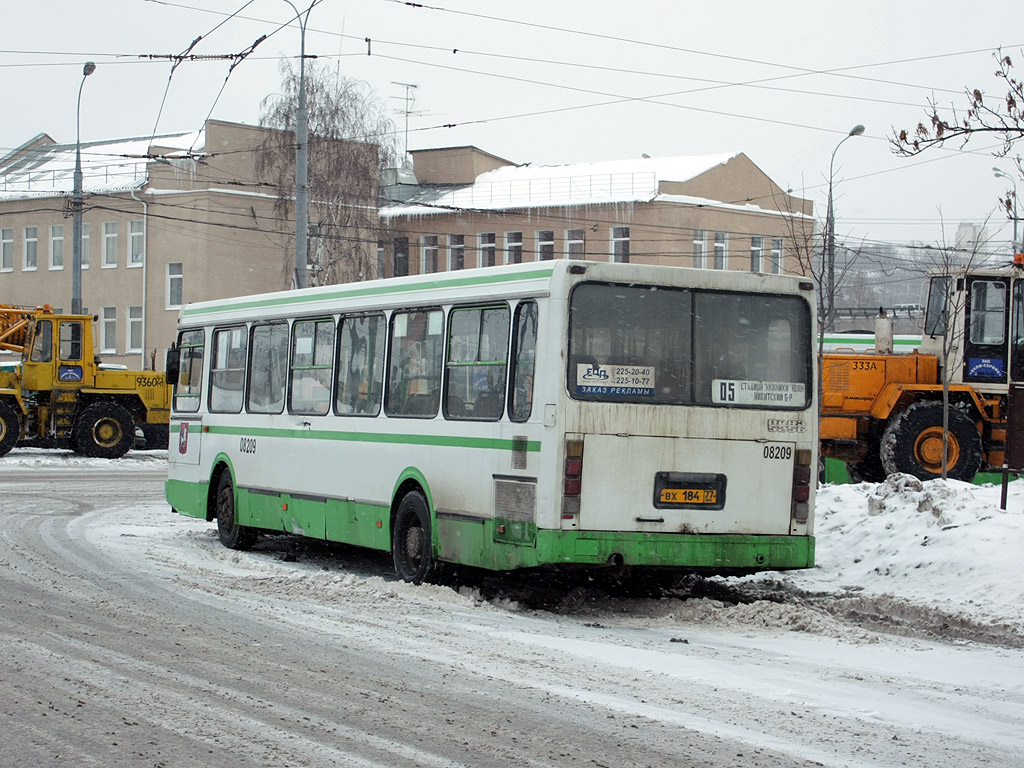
[1,451,1022,768]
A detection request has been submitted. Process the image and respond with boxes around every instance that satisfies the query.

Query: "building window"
[167,262,183,308]
[479,233,496,268]
[24,227,38,270]
[611,226,630,263]
[129,220,144,266]
[693,229,707,268]
[448,234,465,271]
[750,235,764,273]
[1,228,13,271]
[81,222,90,268]
[103,221,118,267]
[393,237,409,277]
[377,239,385,278]
[505,231,523,264]
[50,225,64,270]
[566,228,585,259]
[713,231,728,270]
[537,230,555,261]
[421,235,438,274]
[771,237,784,274]
[127,306,143,352]
[101,306,117,353]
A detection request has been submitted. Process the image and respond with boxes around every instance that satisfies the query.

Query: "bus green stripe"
[183,266,556,317]
[171,423,541,452]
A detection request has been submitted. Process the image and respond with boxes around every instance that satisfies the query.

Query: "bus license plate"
[659,488,717,505]
[653,472,726,510]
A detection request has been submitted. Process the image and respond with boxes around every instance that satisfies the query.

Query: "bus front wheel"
[216,472,256,550]
[392,491,436,584]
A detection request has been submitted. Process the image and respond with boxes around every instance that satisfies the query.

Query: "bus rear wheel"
[0,400,21,457]
[216,472,256,550]
[881,401,983,482]
[392,491,436,584]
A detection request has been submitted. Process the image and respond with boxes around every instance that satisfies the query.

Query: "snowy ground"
[1,449,1023,767]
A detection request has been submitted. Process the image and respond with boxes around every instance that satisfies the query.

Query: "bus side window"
[289,318,335,416]
[209,326,247,413]
[509,301,538,422]
[247,322,288,414]
[385,309,443,418]
[444,305,510,421]
[336,313,386,416]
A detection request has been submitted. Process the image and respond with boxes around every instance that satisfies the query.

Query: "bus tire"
[216,472,256,550]
[0,400,21,457]
[880,401,983,482]
[74,402,135,459]
[392,491,436,584]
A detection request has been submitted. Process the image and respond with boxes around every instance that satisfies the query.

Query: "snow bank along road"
[0,451,1022,768]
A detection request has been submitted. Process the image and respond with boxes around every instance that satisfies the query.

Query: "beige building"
[0,119,344,369]
[1,127,813,370]
[379,146,814,278]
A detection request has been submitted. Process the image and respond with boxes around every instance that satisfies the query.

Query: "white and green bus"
[165,260,817,582]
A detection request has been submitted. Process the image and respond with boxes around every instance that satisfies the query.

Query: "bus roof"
[178,260,813,326]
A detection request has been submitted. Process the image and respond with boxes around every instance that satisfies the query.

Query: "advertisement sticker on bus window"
[712,379,805,405]
[576,364,655,396]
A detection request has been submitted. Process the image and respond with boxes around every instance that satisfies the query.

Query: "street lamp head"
[83,61,96,77]
[849,124,865,137]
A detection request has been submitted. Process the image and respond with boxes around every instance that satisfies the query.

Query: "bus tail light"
[563,439,584,519]
[792,449,812,523]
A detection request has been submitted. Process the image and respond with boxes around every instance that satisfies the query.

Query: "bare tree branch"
[257,60,399,285]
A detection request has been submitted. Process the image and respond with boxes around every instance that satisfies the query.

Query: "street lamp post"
[993,167,1019,254]
[72,61,96,315]
[824,124,865,330]
[281,0,312,290]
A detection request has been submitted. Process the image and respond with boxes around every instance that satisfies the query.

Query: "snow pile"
[782,473,1024,631]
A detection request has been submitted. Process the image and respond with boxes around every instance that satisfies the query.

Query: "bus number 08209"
[763,445,792,460]
[240,437,257,454]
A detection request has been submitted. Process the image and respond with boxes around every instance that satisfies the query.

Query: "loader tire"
[0,400,21,457]
[880,401,983,482]
[74,402,135,459]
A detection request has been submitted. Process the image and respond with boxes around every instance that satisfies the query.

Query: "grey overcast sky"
[1,0,1020,251]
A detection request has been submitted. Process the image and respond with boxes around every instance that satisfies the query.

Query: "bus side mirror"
[165,347,180,386]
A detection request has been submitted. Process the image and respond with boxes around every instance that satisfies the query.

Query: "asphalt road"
[0,455,1020,768]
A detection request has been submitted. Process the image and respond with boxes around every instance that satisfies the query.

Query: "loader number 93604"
[763,445,792,460]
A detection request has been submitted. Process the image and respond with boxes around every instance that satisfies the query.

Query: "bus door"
[962,276,1010,384]
[170,329,205,467]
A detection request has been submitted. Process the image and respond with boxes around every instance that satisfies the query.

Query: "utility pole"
[282,0,314,289]
[72,61,96,315]
[824,124,865,331]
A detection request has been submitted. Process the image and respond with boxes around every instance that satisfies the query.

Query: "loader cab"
[20,314,96,392]
[921,266,1023,391]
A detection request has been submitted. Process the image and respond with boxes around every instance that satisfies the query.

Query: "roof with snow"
[381,152,744,217]
[0,131,204,200]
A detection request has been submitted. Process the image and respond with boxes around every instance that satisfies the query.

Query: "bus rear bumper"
[535,531,815,572]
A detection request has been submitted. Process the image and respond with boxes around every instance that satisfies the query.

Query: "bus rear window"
[568,282,811,409]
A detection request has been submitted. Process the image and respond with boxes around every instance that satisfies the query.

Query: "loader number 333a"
[763,445,792,460]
